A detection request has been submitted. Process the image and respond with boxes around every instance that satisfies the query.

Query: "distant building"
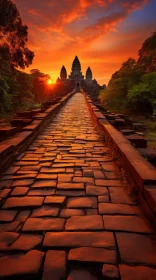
[58,56,102,100]
[59,56,96,86]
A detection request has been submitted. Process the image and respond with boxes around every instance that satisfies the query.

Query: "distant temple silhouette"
[57,56,106,99]
[58,56,98,87]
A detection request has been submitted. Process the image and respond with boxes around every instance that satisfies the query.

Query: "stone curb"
[84,93,156,227]
[0,91,75,175]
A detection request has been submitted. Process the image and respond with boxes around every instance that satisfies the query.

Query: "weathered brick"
[116,232,156,266]
[67,197,97,208]
[11,234,43,251]
[0,210,17,222]
[43,231,115,249]
[22,217,65,231]
[0,250,44,278]
[3,196,44,209]
[31,180,57,188]
[44,196,66,205]
[86,185,108,196]
[65,215,104,230]
[31,206,59,217]
[43,250,66,280]
[57,182,84,190]
[68,247,116,264]
[119,264,156,280]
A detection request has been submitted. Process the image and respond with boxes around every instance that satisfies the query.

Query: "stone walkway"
[0,93,156,279]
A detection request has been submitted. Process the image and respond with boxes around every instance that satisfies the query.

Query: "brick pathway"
[0,93,156,279]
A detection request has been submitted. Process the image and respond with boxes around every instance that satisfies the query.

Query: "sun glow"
[47,79,53,85]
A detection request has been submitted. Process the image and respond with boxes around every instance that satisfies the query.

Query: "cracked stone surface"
[0,93,155,279]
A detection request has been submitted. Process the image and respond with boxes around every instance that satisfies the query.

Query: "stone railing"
[0,91,75,175]
[83,93,156,228]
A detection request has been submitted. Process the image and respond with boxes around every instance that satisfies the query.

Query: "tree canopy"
[99,30,156,116]
[0,0,34,69]
[0,0,36,112]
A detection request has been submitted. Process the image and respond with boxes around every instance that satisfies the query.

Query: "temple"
[59,56,95,87]
[57,56,106,101]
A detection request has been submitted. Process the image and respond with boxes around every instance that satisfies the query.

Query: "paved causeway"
[0,93,156,279]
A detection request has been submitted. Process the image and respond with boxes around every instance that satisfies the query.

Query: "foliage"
[127,72,156,115]
[99,31,156,115]
[0,52,34,112]
[0,0,34,69]
[0,75,12,112]
[0,0,36,113]
[138,31,156,72]
[30,69,51,102]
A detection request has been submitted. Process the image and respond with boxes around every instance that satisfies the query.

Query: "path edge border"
[83,92,156,227]
[0,91,75,175]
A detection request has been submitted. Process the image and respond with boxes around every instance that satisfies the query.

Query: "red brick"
[11,234,43,251]
[67,197,97,208]
[31,206,59,217]
[60,209,85,218]
[116,232,156,266]
[57,182,84,190]
[0,232,19,248]
[68,247,116,264]
[43,232,115,249]
[11,187,29,196]
[43,250,66,280]
[0,210,17,222]
[31,180,57,188]
[65,215,104,230]
[3,196,44,209]
[119,264,156,280]
[103,215,152,233]
[22,217,65,231]
[0,250,44,278]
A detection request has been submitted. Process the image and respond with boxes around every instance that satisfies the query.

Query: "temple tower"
[85,66,93,85]
[86,67,92,80]
[69,56,84,82]
[60,65,67,80]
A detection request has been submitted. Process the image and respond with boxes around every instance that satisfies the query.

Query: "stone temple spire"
[86,67,92,80]
[60,65,67,80]
[72,56,81,72]
[69,56,84,81]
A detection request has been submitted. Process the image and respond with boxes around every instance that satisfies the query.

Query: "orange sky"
[14,0,156,85]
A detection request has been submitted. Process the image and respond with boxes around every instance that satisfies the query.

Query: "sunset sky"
[14,0,156,85]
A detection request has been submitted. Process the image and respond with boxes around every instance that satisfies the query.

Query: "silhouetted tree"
[138,31,156,72]
[0,0,34,69]
[30,69,50,102]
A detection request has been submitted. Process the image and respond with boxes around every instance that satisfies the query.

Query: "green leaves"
[127,73,156,114]
[99,30,156,116]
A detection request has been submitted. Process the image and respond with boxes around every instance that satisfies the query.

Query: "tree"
[127,72,156,115]
[0,75,12,112]
[0,0,34,69]
[99,30,156,115]
[138,31,156,72]
[100,58,142,110]
[30,69,51,102]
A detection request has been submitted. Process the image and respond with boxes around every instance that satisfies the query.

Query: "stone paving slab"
[68,247,117,264]
[0,250,44,278]
[43,231,115,249]
[65,215,104,231]
[43,250,66,280]
[119,264,156,280]
[0,93,156,279]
